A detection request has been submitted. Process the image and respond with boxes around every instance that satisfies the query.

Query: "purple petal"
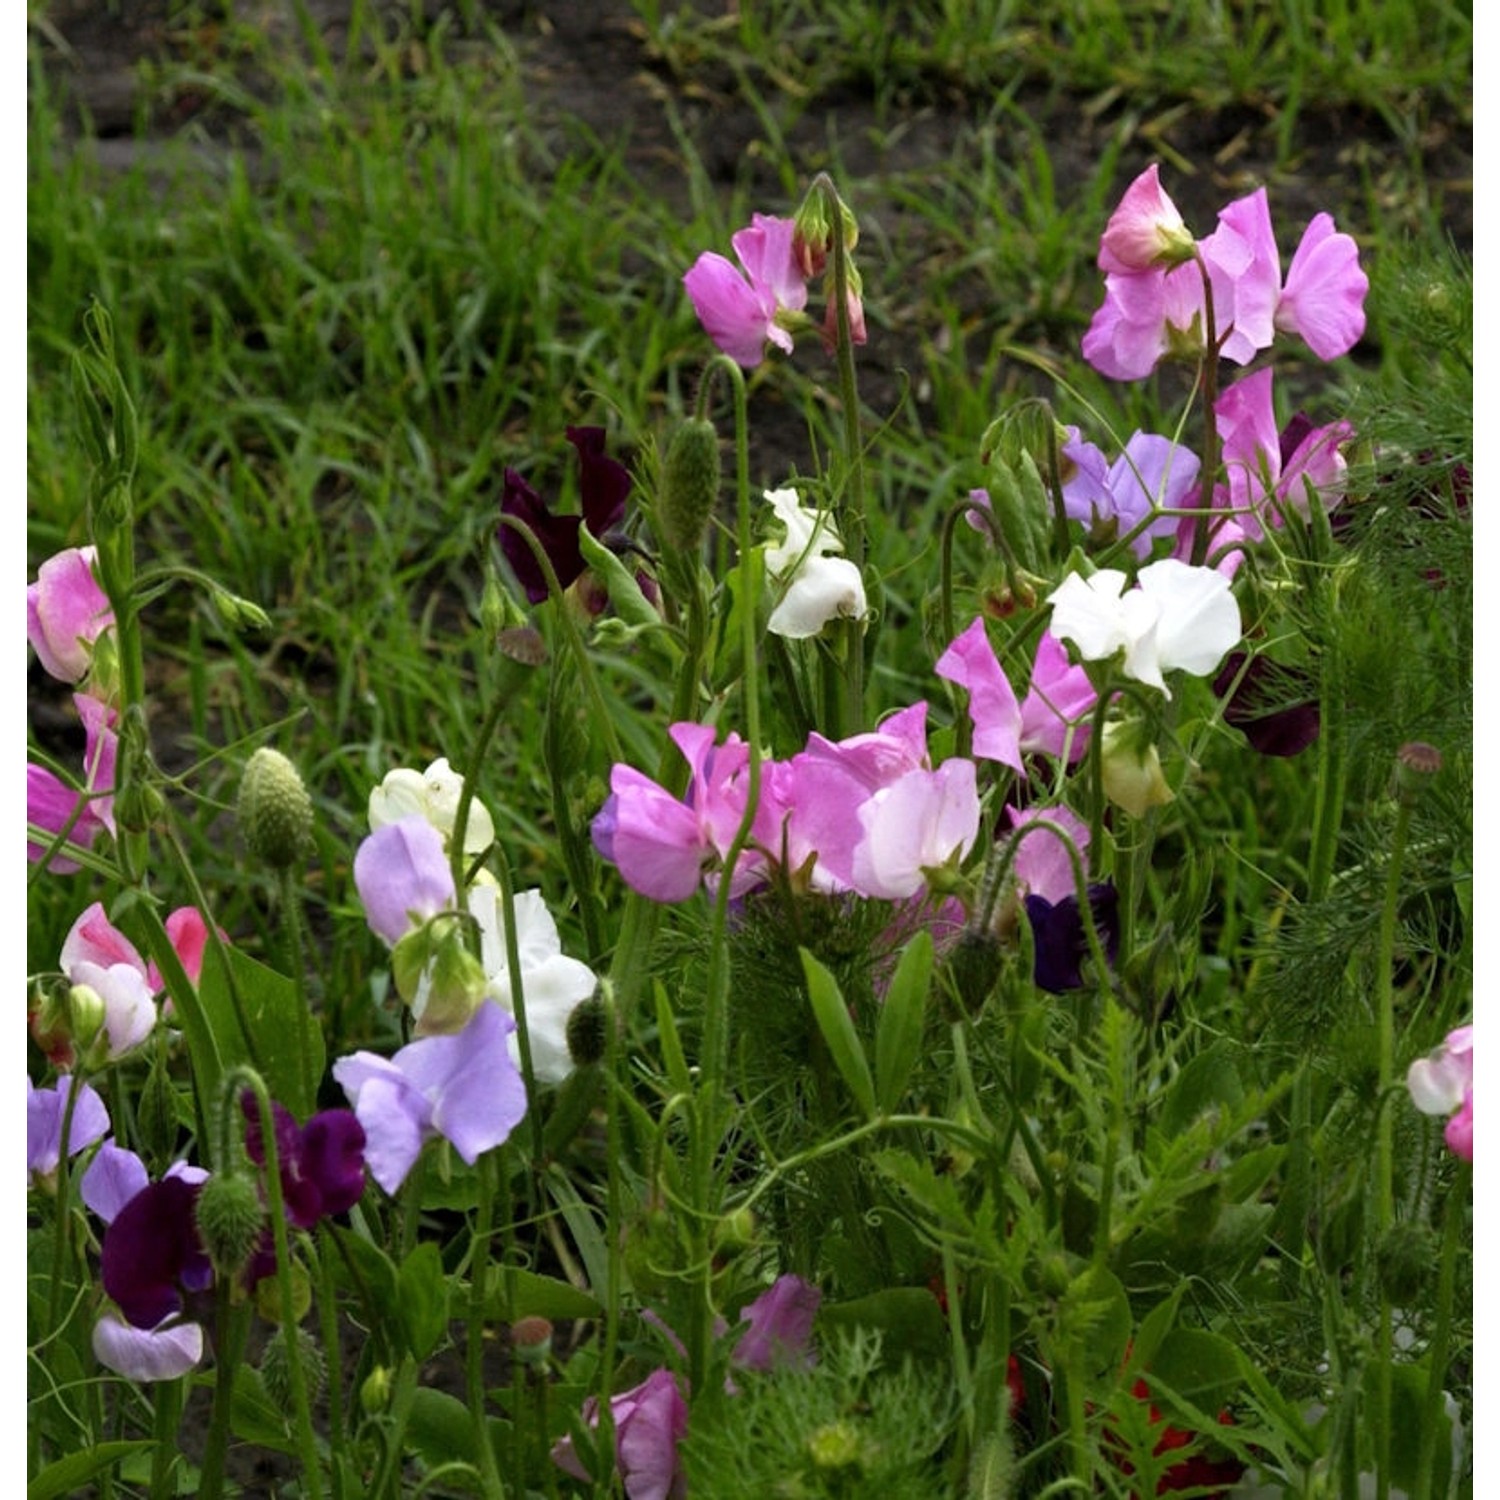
[100,1176,210,1329]
[733,1275,821,1372]
[93,1312,203,1382]
[80,1139,150,1223]
[354,817,456,945]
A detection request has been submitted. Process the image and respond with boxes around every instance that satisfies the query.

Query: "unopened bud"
[112,780,165,836]
[195,1172,267,1278]
[361,1365,393,1414]
[660,418,720,554]
[566,992,608,1068]
[239,748,314,870]
[255,1256,312,1325]
[136,1056,181,1164]
[210,586,272,634]
[1395,741,1442,802]
[260,1325,326,1410]
[510,1315,554,1366]
[946,929,1004,1016]
[1100,720,1174,818]
[807,1420,863,1473]
[66,983,107,1051]
[411,925,487,1037]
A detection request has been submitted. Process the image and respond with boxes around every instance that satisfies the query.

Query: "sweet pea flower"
[28,694,118,873]
[592,722,771,902]
[937,620,1099,769]
[500,427,631,606]
[59,902,158,1059]
[81,1143,211,1381]
[733,1274,821,1373]
[1047,559,1242,698]
[553,1367,689,1500]
[1212,651,1321,758]
[1274,211,1369,360]
[1060,428,1201,559]
[1407,1024,1473,1163]
[243,1096,367,1228]
[762,487,868,639]
[354,817,458,946]
[684,213,809,368]
[1098,164,1196,274]
[333,1000,528,1194]
[27,545,114,685]
[850,758,981,901]
[1214,368,1351,539]
[469,884,598,1084]
[101,1174,214,1329]
[369,757,495,856]
[27,1074,110,1186]
[1007,804,1092,906]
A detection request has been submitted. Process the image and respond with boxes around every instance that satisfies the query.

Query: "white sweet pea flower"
[1047,559,1240,697]
[763,487,868,640]
[469,885,598,1084]
[369,757,495,855]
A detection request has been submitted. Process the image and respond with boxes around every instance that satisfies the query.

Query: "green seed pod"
[660,417,720,554]
[194,1172,267,1279]
[566,991,608,1068]
[260,1325,326,1411]
[239,747,314,870]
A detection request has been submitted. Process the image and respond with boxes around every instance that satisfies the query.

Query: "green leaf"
[800,947,875,1117]
[398,1241,450,1361]
[28,1443,155,1500]
[1159,1043,1244,1138]
[490,1267,603,1323]
[406,1387,480,1473]
[819,1287,950,1363]
[230,1366,297,1453]
[654,978,693,1096]
[1147,1328,1243,1417]
[875,930,932,1112]
[199,943,324,1119]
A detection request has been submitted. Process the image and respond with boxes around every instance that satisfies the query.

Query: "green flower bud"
[565,992,608,1067]
[807,1420,863,1473]
[65,983,107,1052]
[660,418,720,554]
[411,924,488,1037]
[255,1256,312,1325]
[260,1325,326,1411]
[194,1172,267,1279]
[1100,719,1174,819]
[360,1365,393,1414]
[112,779,166,837]
[945,929,1004,1016]
[239,747,314,870]
[1395,740,1443,803]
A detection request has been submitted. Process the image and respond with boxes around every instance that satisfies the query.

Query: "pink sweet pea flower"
[1197,188,1282,365]
[1098,164,1195,274]
[592,722,771,902]
[354,817,458,945]
[850,758,981,901]
[59,902,158,1059]
[1020,631,1099,762]
[1006,804,1091,905]
[28,694,118,873]
[733,1274,821,1372]
[935,619,1023,774]
[1274,212,1368,359]
[1215,369,1351,539]
[1407,1024,1473,1163]
[27,546,114,685]
[684,213,809,368]
[552,1367,689,1500]
[333,1000,528,1194]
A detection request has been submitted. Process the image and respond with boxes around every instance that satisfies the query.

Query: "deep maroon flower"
[100,1176,213,1329]
[500,427,630,604]
[1213,652,1320,758]
[1024,883,1120,993]
[243,1095,367,1229]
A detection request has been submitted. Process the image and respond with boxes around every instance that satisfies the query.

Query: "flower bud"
[1100,720,1175,818]
[807,1420,863,1473]
[510,1315,554,1367]
[195,1171,267,1278]
[411,925,488,1037]
[136,1054,181,1164]
[111,779,165,836]
[660,418,720,554]
[944,929,1004,1017]
[565,991,609,1068]
[361,1365,393,1414]
[239,748,314,870]
[65,983,108,1052]
[255,1256,312,1324]
[260,1325,326,1410]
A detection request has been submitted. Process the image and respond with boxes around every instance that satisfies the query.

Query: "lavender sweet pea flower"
[354,816,457,946]
[27,1075,110,1184]
[333,1000,528,1194]
[27,545,114,685]
[93,1313,204,1383]
[1019,632,1098,762]
[732,1274,821,1372]
[553,1367,689,1500]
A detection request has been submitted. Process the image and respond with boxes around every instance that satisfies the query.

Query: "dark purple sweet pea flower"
[243,1095,367,1229]
[500,426,630,605]
[1024,883,1120,994]
[1213,651,1320,758]
[100,1175,214,1329]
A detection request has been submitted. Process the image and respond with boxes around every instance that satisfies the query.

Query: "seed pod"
[660,418,719,554]
[239,747,314,870]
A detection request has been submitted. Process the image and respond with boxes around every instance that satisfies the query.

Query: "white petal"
[767,555,868,639]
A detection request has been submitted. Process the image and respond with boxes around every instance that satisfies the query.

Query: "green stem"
[1414,1163,1468,1500]
[278,866,320,1114]
[317,1226,349,1494]
[148,1376,185,1499]
[197,1292,250,1500]
[46,1070,87,1334]
[466,1151,506,1499]
[1189,251,1221,568]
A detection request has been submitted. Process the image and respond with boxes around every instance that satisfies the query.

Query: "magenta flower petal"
[1007,804,1091,905]
[27,546,114,684]
[935,618,1024,773]
[731,214,808,318]
[554,1368,689,1500]
[683,251,779,367]
[1200,188,1280,364]
[1275,213,1368,359]
[1019,632,1097,762]
[1098,164,1192,273]
[592,766,711,903]
[733,1274,821,1372]
[354,817,456,945]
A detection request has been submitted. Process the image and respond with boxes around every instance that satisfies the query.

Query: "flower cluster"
[1406,1024,1473,1163]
